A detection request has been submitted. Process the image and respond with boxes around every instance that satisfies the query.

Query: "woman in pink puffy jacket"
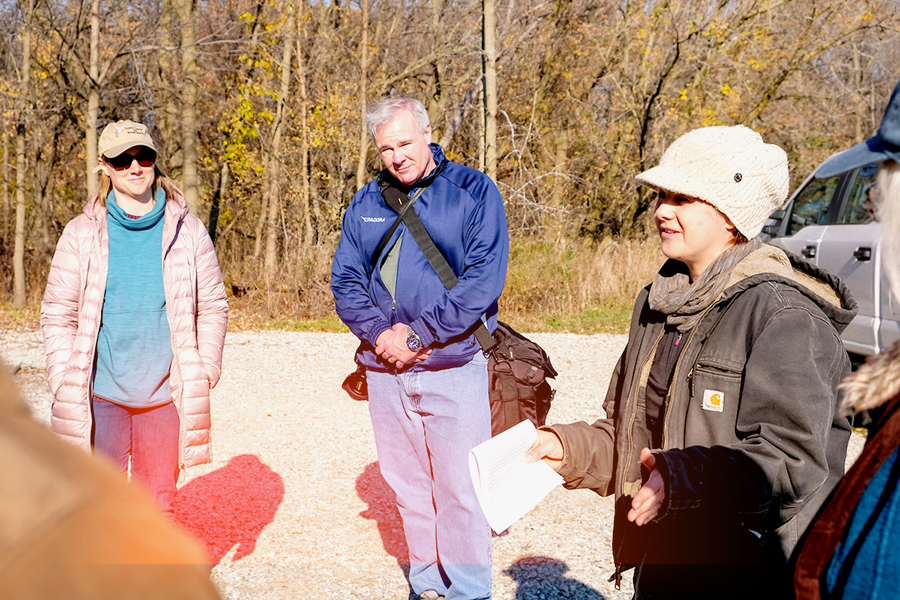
[40,120,228,515]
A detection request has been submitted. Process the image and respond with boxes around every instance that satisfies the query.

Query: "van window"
[786,175,841,235]
[838,163,879,225]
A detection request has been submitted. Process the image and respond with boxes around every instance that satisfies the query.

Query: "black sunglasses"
[105,149,156,171]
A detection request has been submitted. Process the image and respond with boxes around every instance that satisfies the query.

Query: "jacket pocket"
[686,362,743,446]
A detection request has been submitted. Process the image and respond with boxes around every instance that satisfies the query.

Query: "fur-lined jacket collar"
[841,340,900,417]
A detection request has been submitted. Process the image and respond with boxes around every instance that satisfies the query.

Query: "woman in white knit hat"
[527,125,857,599]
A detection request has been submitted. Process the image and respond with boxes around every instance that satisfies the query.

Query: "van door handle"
[802,245,816,259]
[853,247,872,261]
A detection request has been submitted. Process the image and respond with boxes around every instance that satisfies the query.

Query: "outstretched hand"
[628,448,665,526]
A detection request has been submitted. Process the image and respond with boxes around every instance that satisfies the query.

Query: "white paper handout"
[468,419,564,534]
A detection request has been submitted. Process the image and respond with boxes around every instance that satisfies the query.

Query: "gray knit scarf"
[648,237,762,333]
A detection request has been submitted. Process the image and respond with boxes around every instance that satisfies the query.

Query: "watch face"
[407,327,421,351]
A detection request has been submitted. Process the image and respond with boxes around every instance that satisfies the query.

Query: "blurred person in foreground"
[331,97,508,600]
[795,79,900,600]
[41,120,228,516]
[526,125,856,600]
[0,358,220,599]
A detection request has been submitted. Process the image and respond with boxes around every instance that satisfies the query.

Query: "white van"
[765,160,900,358]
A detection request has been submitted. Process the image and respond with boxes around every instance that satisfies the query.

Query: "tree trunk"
[426,0,446,137]
[852,45,866,143]
[208,161,229,244]
[354,0,368,192]
[296,1,313,246]
[482,0,498,181]
[477,85,485,172]
[14,123,27,306]
[14,0,34,306]
[252,176,270,261]
[32,119,51,257]
[175,0,201,216]
[241,0,267,261]
[549,125,568,210]
[2,134,9,248]
[157,0,179,168]
[264,0,296,279]
[86,0,100,198]
[264,149,279,279]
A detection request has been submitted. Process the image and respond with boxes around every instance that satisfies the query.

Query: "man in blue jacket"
[332,97,509,600]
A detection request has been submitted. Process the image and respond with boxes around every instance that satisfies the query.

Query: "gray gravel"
[2,329,864,600]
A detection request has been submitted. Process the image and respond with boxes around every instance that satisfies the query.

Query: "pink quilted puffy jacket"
[40,187,228,469]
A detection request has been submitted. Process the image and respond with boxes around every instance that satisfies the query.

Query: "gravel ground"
[2,329,864,600]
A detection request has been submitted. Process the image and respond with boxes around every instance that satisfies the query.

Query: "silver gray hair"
[876,160,900,297]
[366,97,430,142]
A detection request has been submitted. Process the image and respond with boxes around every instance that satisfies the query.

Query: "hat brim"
[815,136,889,179]
[635,164,722,206]
[101,141,157,160]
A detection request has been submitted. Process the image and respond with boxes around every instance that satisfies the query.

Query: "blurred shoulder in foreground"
[0,358,220,600]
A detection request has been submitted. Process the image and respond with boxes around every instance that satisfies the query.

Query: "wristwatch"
[406,326,423,351]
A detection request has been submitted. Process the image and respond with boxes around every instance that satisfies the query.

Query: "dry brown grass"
[218,240,340,331]
[4,235,665,334]
[0,303,41,331]
[219,233,665,333]
[500,236,665,333]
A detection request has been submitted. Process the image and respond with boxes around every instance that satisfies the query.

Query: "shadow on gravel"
[504,556,607,599]
[174,454,284,564]
[357,461,410,572]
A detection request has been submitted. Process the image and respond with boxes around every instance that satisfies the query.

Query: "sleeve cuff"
[649,450,673,521]
[409,318,435,348]
[367,318,393,348]
[541,425,576,481]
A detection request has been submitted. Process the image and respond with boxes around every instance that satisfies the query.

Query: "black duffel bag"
[487,321,557,436]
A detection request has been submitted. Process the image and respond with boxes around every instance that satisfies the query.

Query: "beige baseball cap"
[98,120,157,159]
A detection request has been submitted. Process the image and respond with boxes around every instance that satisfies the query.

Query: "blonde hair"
[97,165,177,205]
[876,160,900,297]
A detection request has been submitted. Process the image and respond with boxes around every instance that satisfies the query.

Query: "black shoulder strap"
[370,189,421,270]
[402,208,497,352]
[376,167,497,353]
[370,160,449,269]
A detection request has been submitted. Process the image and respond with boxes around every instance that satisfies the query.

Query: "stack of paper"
[468,419,564,534]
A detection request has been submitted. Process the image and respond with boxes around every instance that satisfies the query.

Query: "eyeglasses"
[104,149,156,171]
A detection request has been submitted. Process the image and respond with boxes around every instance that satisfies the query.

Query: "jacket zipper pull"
[688,366,695,397]
[608,564,623,589]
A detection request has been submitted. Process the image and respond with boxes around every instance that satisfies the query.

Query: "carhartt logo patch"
[702,389,724,412]
[361,216,386,223]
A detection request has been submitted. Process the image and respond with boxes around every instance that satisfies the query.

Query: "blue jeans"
[91,397,180,516]
[368,352,493,600]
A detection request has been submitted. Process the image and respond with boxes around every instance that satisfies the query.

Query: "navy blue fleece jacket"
[331,144,509,371]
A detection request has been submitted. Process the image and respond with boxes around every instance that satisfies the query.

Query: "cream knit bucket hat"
[635,125,790,239]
